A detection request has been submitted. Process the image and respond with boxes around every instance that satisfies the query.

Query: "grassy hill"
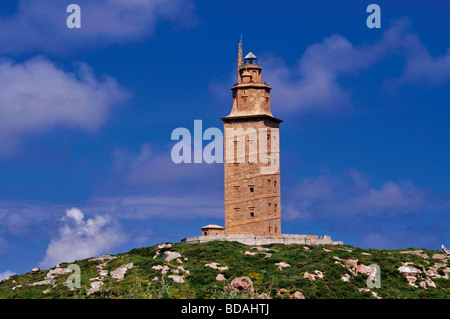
[1,241,449,299]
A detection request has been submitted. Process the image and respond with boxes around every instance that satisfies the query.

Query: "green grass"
[0,241,449,299]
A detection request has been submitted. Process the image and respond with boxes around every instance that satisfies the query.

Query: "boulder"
[89,254,115,262]
[162,251,181,262]
[168,274,185,283]
[152,265,170,274]
[225,276,254,293]
[46,266,72,279]
[303,272,315,280]
[205,262,228,272]
[158,243,172,249]
[110,263,133,281]
[291,291,305,299]
[216,274,226,281]
[275,262,290,271]
[400,250,428,259]
[87,281,104,295]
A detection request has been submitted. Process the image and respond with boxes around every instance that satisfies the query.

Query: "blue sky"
[0,0,449,278]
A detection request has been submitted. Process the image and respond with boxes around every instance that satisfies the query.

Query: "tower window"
[249,186,254,194]
[234,186,240,197]
[250,212,254,218]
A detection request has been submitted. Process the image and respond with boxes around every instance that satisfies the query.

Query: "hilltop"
[0,241,449,299]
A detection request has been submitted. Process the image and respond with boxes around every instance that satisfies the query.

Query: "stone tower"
[221,41,283,237]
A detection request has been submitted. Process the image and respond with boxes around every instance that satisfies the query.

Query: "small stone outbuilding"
[201,225,225,237]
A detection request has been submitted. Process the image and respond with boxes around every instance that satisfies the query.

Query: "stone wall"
[181,234,343,246]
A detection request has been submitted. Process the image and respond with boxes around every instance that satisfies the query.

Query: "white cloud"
[88,194,223,220]
[40,208,127,269]
[0,57,129,153]
[0,270,15,281]
[213,18,450,114]
[283,170,448,220]
[0,0,196,54]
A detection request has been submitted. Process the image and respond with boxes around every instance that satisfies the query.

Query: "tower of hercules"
[221,41,283,237]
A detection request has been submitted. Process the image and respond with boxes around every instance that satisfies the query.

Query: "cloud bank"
[0,57,129,153]
[40,208,127,269]
[0,0,196,54]
[283,170,449,221]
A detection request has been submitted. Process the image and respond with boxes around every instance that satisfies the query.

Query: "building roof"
[201,224,225,229]
[244,51,257,59]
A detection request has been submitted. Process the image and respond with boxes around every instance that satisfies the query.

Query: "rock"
[398,265,420,276]
[361,252,371,256]
[225,276,254,293]
[275,262,290,271]
[341,274,351,282]
[89,254,115,262]
[400,250,429,259]
[152,265,170,274]
[314,270,324,279]
[292,291,305,299]
[46,266,72,279]
[432,254,448,261]
[98,270,108,279]
[424,278,436,288]
[87,281,104,295]
[257,292,271,299]
[250,246,277,252]
[158,243,172,249]
[176,258,183,264]
[358,288,370,292]
[277,288,288,296]
[31,278,54,286]
[110,263,133,281]
[216,274,226,281]
[371,291,381,299]
[168,274,185,283]
[162,251,181,262]
[244,251,258,256]
[153,250,160,259]
[346,259,358,267]
[303,272,315,280]
[303,247,310,251]
[323,248,331,252]
[31,266,40,272]
[152,276,159,281]
[205,262,228,271]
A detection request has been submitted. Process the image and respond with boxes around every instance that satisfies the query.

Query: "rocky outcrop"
[275,262,290,271]
[163,251,182,262]
[397,261,450,289]
[205,262,228,272]
[225,276,254,293]
[110,263,133,281]
[303,270,323,280]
